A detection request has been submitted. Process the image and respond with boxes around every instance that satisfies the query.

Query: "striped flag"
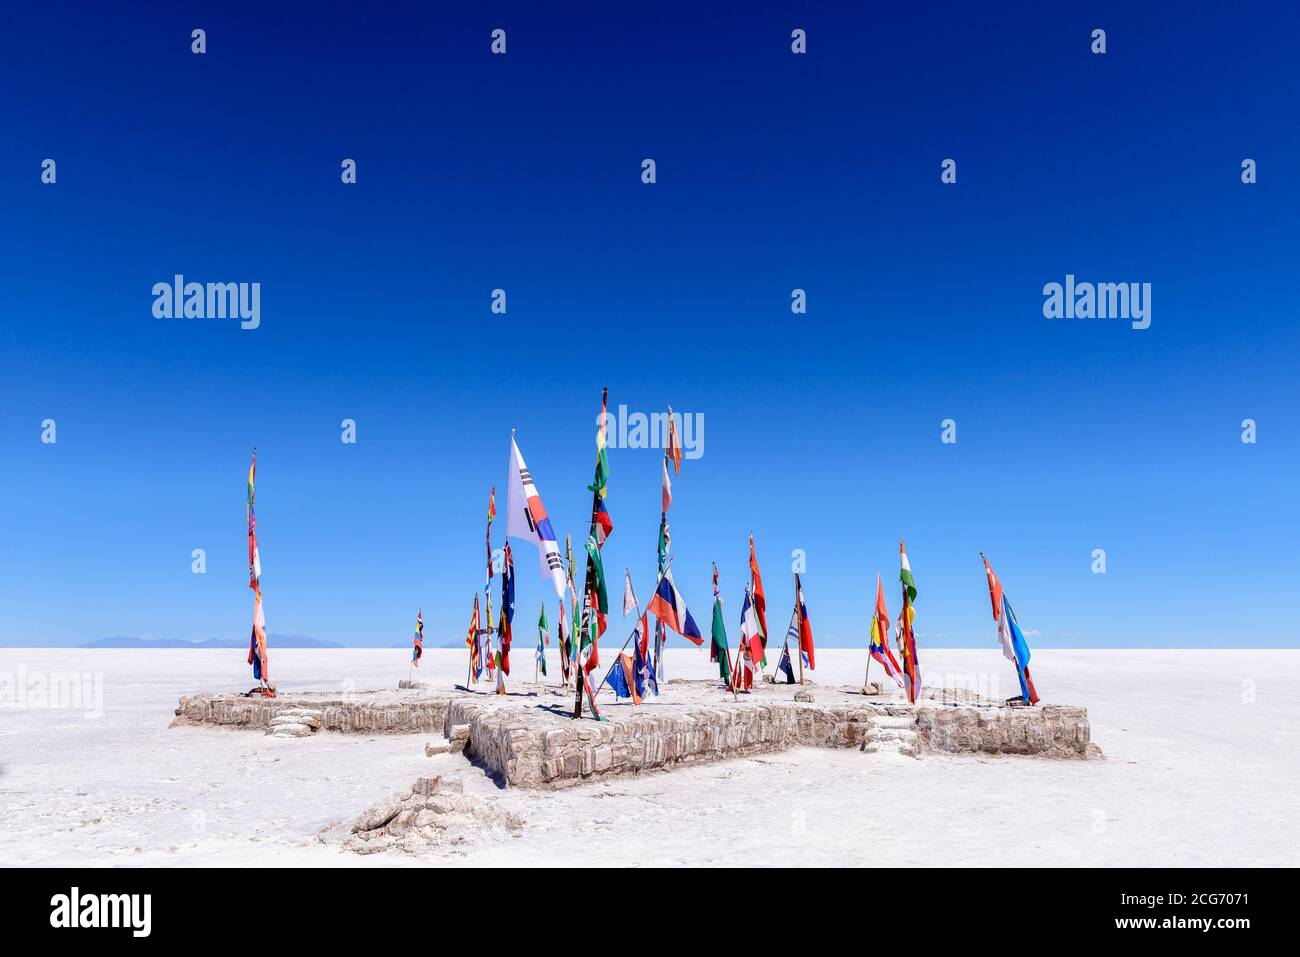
[646,570,703,644]
[795,573,815,670]
[507,435,566,597]
[899,540,921,703]
[1002,596,1040,705]
[247,450,261,589]
[498,543,515,676]
[900,540,918,602]
[580,601,601,675]
[661,459,672,513]
[589,388,614,545]
[739,584,764,667]
[467,595,482,682]
[485,486,496,588]
[748,535,768,665]
[981,552,1014,661]
[245,449,269,688]
[536,602,548,678]
[731,610,755,693]
[709,564,731,684]
[634,614,657,697]
[412,609,423,666]
[584,534,609,629]
[869,574,905,688]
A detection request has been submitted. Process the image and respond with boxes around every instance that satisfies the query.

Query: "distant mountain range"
[80,633,343,649]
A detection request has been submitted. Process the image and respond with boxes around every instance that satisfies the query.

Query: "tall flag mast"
[898,540,922,704]
[654,407,683,680]
[245,448,273,697]
[981,553,1040,705]
[485,486,496,605]
[573,389,613,720]
[560,535,577,685]
[482,486,496,684]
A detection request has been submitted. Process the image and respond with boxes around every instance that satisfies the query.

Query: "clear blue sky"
[2,2,1297,649]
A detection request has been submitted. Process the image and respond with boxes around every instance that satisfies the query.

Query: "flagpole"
[571,601,604,720]
[794,573,804,685]
[655,513,667,685]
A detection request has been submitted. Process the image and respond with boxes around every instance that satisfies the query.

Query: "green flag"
[536,602,548,677]
[900,541,918,602]
[585,534,609,615]
[710,596,731,683]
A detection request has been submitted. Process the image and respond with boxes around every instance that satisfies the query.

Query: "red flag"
[666,407,682,475]
[795,574,815,670]
[981,552,1003,621]
[900,590,920,703]
[869,574,905,687]
[748,534,768,649]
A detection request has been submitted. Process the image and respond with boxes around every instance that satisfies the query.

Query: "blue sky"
[2,2,1297,649]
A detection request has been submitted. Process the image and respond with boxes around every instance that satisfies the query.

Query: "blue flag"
[1003,595,1035,704]
[776,645,797,685]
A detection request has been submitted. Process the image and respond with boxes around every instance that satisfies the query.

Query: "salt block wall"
[913,704,1091,757]
[173,692,449,734]
[172,691,1095,787]
[448,700,930,787]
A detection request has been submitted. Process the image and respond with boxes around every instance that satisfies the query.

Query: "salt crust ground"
[2,648,1297,866]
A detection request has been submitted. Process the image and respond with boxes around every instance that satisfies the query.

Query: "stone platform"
[173,678,1099,788]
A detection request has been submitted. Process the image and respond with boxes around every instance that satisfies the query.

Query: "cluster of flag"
[242,420,1038,717]
[858,545,1041,707]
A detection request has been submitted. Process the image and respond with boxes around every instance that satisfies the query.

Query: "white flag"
[623,570,638,616]
[506,436,566,598]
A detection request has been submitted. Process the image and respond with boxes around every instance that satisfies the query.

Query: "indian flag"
[900,540,917,602]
